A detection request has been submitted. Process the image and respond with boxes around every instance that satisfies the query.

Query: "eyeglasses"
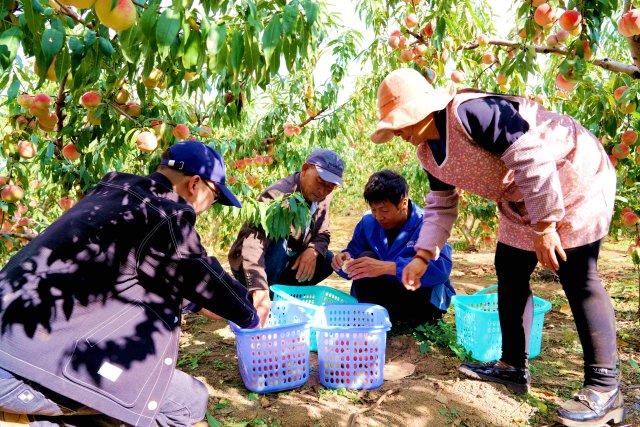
[201,179,219,202]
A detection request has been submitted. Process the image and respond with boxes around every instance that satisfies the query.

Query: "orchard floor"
[181,216,640,427]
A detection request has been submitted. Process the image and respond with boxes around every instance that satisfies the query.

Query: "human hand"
[533,230,567,271]
[331,252,352,272]
[292,247,318,282]
[401,257,429,291]
[345,257,395,280]
[199,308,223,321]
[251,290,271,327]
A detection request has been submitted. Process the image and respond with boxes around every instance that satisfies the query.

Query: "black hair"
[363,170,408,206]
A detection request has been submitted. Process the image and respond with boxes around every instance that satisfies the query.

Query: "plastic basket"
[271,284,358,351]
[451,285,552,362]
[314,304,392,390]
[229,301,311,393]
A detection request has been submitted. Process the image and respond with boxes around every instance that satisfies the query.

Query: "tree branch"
[52,0,93,29]
[460,38,640,78]
[106,100,142,126]
[55,73,68,146]
[0,231,36,241]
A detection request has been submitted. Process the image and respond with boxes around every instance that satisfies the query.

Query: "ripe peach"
[450,70,465,83]
[124,102,141,117]
[618,9,640,37]
[29,93,52,117]
[151,120,166,137]
[621,210,639,227]
[38,112,57,132]
[612,143,630,159]
[17,94,34,109]
[142,68,164,88]
[80,91,101,109]
[532,0,546,6]
[17,140,36,159]
[404,13,418,28]
[1,185,24,203]
[534,3,556,26]
[546,34,560,47]
[398,36,408,49]
[388,35,400,49]
[400,49,414,62]
[614,85,628,100]
[198,126,212,138]
[422,22,434,37]
[556,29,570,42]
[62,143,81,161]
[555,73,577,92]
[87,109,101,126]
[136,131,157,153]
[183,71,198,81]
[481,52,496,64]
[172,123,190,140]
[559,9,582,31]
[477,34,489,46]
[622,130,638,145]
[283,123,301,137]
[115,88,129,104]
[94,0,137,32]
[496,74,507,86]
[58,196,76,211]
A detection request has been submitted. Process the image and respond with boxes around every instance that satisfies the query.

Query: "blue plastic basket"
[229,301,311,393]
[314,304,392,390]
[271,284,358,351]
[451,285,552,362]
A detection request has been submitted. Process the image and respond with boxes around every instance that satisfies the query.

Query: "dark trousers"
[495,240,618,391]
[262,239,334,287]
[0,368,208,426]
[349,252,443,326]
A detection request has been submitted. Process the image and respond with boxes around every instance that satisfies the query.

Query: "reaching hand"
[344,257,395,280]
[251,289,271,328]
[331,252,352,272]
[291,247,318,282]
[533,230,567,271]
[401,257,429,291]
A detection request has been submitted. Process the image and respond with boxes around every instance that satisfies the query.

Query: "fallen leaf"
[383,361,416,381]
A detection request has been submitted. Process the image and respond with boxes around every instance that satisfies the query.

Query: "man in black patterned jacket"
[0,141,257,426]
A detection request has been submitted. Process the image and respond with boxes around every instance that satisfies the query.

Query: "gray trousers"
[0,368,208,426]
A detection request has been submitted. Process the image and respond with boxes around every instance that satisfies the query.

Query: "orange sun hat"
[371,68,456,144]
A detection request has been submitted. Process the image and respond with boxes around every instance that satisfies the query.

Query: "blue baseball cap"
[306,148,344,186]
[161,140,241,208]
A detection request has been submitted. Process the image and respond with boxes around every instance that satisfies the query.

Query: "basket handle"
[473,284,498,295]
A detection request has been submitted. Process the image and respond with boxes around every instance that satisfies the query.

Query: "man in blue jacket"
[331,170,454,325]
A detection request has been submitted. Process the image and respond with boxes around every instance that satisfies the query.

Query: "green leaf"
[205,413,221,427]
[7,76,20,100]
[41,28,64,62]
[230,30,244,75]
[84,30,97,47]
[140,0,159,36]
[247,392,259,401]
[98,37,115,56]
[282,1,298,34]
[207,24,226,52]
[261,15,281,65]
[302,0,318,26]
[0,27,22,71]
[156,9,181,47]
[68,36,84,55]
[182,31,201,69]
[21,0,39,36]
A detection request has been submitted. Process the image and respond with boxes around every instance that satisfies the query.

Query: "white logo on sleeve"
[97,361,123,382]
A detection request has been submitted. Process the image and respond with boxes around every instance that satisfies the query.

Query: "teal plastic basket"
[451,285,552,362]
[271,285,358,351]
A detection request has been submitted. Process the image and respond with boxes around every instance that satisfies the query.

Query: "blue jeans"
[0,368,208,426]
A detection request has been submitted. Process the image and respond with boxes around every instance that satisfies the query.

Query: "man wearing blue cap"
[229,148,344,326]
[0,141,257,426]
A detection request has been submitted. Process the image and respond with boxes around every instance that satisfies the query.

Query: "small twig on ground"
[346,388,400,427]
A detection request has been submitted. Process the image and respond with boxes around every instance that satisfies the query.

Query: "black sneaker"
[458,361,530,395]
[557,387,625,426]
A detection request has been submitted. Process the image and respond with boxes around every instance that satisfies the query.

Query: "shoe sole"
[458,365,529,395]
[557,407,625,427]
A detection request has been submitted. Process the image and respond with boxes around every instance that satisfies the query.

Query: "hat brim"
[217,183,242,208]
[315,166,343,186]
[371,87,456,144]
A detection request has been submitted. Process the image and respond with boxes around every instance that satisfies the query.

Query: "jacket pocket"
[62,300,174,408]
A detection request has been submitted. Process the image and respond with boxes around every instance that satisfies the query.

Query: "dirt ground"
[182,216,640,427]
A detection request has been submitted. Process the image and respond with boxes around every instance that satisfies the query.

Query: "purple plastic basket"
[229,302,311,393]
